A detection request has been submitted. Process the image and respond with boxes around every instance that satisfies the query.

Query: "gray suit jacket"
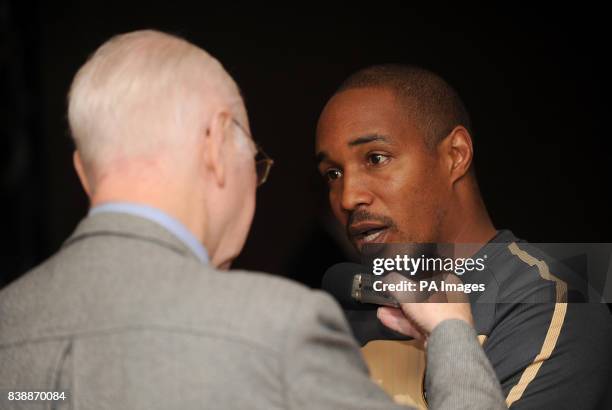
[0,212,506,409]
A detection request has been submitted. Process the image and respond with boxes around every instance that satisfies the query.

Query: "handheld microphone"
[321,262,400,310]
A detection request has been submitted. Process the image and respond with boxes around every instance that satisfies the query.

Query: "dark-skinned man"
[315,64,612,409]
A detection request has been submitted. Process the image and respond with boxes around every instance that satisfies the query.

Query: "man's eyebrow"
[315,151,328,165]
[316,134,391,165]
[348,134,390,146]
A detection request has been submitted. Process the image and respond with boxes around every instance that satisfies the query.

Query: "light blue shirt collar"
[89,202,209,264]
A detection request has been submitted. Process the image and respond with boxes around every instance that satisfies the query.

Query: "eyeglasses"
[232,118,274,187]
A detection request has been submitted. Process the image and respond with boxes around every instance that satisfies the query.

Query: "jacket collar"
[62,211,203,263]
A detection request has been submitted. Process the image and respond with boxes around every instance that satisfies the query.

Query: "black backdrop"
[2,1,610,289]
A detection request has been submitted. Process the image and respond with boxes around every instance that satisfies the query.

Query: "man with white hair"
[0,30,506,409]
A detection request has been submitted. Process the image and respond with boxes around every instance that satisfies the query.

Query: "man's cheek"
[332,206,346,226]
[328,193,344,222]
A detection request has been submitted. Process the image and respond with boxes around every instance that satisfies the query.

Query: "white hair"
[68,30,240,176]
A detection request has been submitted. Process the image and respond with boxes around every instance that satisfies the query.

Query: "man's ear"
[439,125,474,185]
[203,110,232,188]
[73,150,92,198]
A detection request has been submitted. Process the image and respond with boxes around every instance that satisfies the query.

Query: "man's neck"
[90,179,208,248]
[442,193,497,259]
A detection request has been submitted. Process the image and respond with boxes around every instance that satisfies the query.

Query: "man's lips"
[348,222,390,246]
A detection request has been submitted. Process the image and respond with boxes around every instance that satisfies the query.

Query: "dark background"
[2,1,610,289]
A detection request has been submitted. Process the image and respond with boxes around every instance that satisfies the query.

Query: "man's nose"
[339,172,374,212]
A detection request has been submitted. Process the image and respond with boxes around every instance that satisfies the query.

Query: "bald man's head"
[68,30,243,180]
[335,64,471,149]
[68,30,258,269]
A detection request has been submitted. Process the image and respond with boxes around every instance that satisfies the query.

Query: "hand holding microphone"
[322,263,474,346]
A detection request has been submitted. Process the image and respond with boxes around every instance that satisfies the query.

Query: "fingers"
[376,307,425,340]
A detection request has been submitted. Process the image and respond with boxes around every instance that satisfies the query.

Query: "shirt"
[342,230,612,409]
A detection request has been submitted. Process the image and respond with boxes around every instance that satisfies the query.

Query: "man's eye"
[324,169,342,182]
[367,153,390,166]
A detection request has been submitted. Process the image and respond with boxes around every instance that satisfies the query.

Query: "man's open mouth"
[348,222,390,248]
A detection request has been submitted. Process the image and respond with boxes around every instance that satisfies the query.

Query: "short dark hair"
[336,64,472,148]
